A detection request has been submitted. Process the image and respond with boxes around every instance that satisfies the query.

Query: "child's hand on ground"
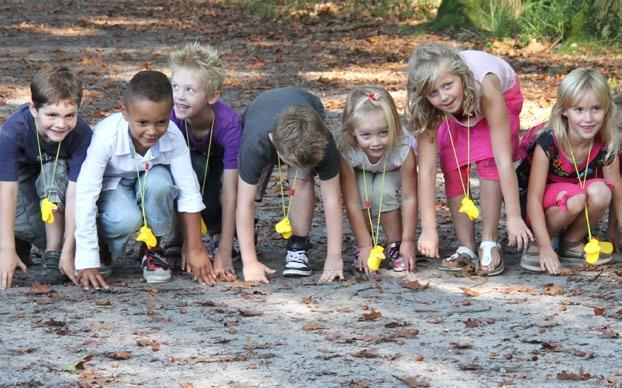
[539,246,561,275]
[0,249,27,290]
[319,254,343,283]
[242,260,275,284]
[59,251,78,285]
[182,247,216,286]
[213,251,237,282]
[78,268,109,291]
[506,216,534,252]
[400,241,416,272]
[355,245,373,275]
[417,229,439,258]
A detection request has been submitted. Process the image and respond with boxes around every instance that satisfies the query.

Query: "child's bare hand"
[183,247,216,286]
[78,268,109,291]
[0,249,27,290]
[355,246,373,275]
[400,241,417,272]
[506,216,534,252]
[59,252,78,285]
[319,254,343,283]
[539,246,560,275]
[417,229,439,258]
[242,260,275,284]
[213,251,237,282]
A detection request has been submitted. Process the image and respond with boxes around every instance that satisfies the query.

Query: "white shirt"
[74,112,204,270]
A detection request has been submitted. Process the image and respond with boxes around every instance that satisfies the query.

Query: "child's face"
[353,109,390,162]
[171,67,218,120]
[563,92,605,142]
[29,100,78,143]
[122,98,172,153]
[425,70,464,115]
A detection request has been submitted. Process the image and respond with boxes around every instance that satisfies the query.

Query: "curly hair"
[340,86,402,153]
[170,41,225,93]
[406,44,479,135]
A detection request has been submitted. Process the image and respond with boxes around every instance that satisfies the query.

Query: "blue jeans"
[97,165,178,260]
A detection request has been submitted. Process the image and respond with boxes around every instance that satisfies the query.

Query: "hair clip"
[367,92,380,101]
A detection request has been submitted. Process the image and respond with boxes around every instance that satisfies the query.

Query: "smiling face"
[122,98,172,155]
[171,67,218,121]
[563,91,605,142]
[353,109,390,163]
[425,70,464,115]
[29,100,78,143]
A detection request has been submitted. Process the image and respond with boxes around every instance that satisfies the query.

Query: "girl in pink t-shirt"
[407,43,533,275]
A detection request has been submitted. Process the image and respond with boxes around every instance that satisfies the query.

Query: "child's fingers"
[17,259,27,273]
[1,271,11,290]
[263,265,276,275]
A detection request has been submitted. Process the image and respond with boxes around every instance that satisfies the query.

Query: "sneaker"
[141,249,172,283]
[39,251,67,284]
[283,250,312,277]
[386,242,406,272]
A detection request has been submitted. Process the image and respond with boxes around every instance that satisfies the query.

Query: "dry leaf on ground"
[403,281,429,291]
[459,287,480,297]
[358,310,382,321]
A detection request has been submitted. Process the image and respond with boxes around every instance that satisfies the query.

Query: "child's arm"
[526,145,560,274]
[213,169,238,281]
[318,174,344,283]
[399,150,418,271]
[58,181,79,284]
[602,155,622,249]
[0,181,26,290]
[481,74,534,250]
[179,211,215,286]
[416,129,440,258]
[339,157,374,274]
[236,177,275,283]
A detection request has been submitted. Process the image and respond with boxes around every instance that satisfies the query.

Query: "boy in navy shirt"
[0,66,92,289]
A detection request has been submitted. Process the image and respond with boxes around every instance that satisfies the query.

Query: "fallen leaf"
[338,306,353,313]
[303,322,325,331]
[353,349,378,358]
[358,310,382,321]
[384,321,410,328]
[28,283,52,295]
[63,355,92,372]
[107,351,132,360]
[450,342,473,349]
[464,318,479,328]
[557,368,593,381]
[499,286,534,294]
[238,309,263,317]
[543,284,565,296]
[593,307,605,316]
[558,267,575,276]
[459,363,481,370]
[403,280,429,291]
[94,300,112,306]
[415,355,424,361]
[458,287,480,297]
[301,296,317,305]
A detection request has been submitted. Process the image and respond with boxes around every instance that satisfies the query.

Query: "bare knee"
[586,182,612,210]
[565,192,586,214]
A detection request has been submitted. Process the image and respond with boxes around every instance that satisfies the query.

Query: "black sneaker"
[283,250,312,277]
[38,251,66,285]
[141,249,172,283]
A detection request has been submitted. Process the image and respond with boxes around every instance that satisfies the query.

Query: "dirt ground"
[0,1,621,387]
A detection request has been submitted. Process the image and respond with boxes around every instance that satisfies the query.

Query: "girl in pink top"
[407,44,533,275]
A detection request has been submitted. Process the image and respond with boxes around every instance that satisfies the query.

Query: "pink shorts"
[443,158,499,198]
[542,179,613,211]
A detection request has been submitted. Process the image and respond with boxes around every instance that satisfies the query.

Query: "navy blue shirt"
[0,104,92,182]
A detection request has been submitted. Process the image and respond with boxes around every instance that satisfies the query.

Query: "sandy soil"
[0,1,621,387]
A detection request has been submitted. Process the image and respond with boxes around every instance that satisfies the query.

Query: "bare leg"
[380,209,402,244]
[479,179,502,270]
[45,211,64,252]
[289,178,316,236]
[564,182,611,244]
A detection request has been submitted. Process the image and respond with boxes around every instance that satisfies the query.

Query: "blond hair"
[170,42,225,92]
[406,44,479,135]
[272,106,327,168]
[538,68,618,159]
[340,86,401,153]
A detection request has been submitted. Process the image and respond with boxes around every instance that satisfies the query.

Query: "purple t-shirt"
[170,100,242,170]
[0,104,92,182]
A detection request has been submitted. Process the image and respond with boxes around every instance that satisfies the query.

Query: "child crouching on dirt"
[169,42,243,282]
[517,68,621,275]
[0,66,92,290]
[339,86,417,274]
[74,70,215,290]
[606,88,622,251]
[237,87,344,284]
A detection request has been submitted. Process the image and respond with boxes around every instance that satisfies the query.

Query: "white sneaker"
[283,250,312,277]
[141,250,172,283]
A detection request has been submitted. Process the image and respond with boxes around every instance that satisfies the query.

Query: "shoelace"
[287,250,308,264]
[145,251,169,269]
